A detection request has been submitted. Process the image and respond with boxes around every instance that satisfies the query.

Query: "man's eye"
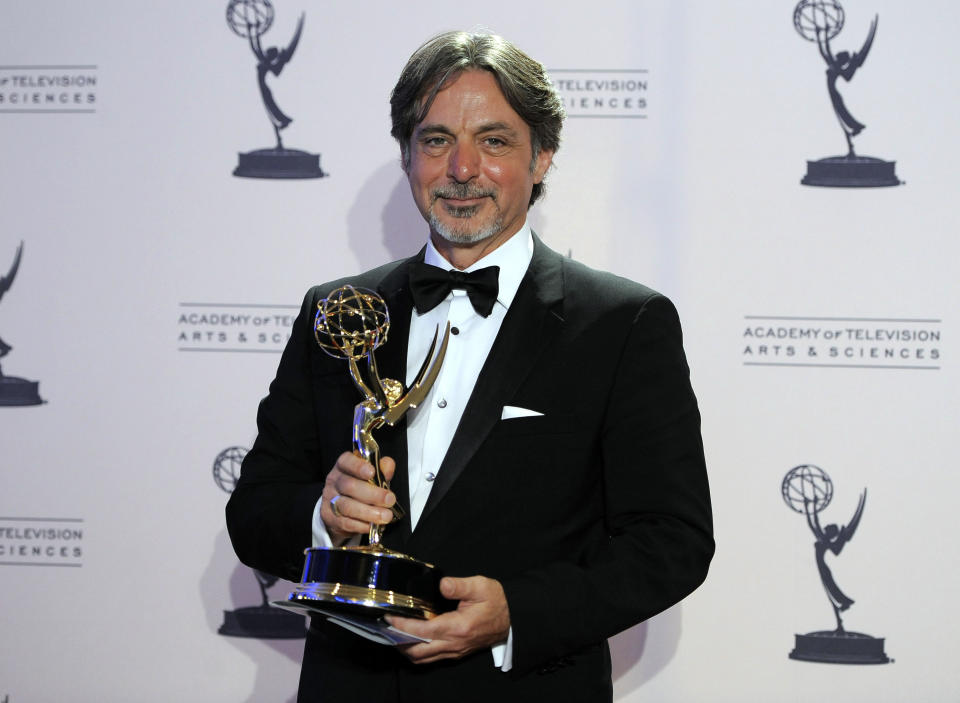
[484,137,506,147]
[423,136,448,147]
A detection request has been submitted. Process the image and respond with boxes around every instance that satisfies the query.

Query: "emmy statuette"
[280,285,452,620]
[782,465,890,664]
[793,0,901,187]
[226,0,326,179]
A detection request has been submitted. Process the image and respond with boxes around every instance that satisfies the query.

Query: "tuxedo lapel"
[416,237,565,527]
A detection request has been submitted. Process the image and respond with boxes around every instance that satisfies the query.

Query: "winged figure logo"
[0,242,23,360]
[0,241,44,406]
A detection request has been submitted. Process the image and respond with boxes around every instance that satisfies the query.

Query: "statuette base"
[801,155,901,188]
[234,147,326,179]
[789,630,891,664]
[282,545,453,620]
[0,376,43,406]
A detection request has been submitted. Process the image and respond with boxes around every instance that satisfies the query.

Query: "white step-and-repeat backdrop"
[2,1,957,701]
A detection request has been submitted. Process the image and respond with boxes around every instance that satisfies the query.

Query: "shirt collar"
[422,223,533,311]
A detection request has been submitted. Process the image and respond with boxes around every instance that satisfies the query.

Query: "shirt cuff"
[311,497,334,548]
[491,627,514,672]
[312,497,362,549]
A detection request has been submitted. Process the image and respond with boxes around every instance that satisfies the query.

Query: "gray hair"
[390,31,564,207]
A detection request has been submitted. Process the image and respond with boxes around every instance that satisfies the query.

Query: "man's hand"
[386,576,511,665]
[321,452,396,545]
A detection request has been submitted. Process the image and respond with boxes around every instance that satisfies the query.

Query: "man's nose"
[447,142,480,182]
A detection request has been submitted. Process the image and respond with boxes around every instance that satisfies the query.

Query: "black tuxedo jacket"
[226,236,713,702]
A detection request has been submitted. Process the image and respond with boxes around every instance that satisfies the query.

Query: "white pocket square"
[500,405,544,420]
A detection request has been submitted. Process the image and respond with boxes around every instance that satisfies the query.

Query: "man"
[227,30,713,702]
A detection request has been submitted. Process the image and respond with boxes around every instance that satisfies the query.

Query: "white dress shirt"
[312,223,534,671]
[404,226,532,528]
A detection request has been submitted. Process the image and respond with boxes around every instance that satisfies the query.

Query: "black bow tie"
[408,262,500,318]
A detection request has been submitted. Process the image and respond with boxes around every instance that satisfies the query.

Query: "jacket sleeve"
[502,294,714,674]
[225,288,329,583]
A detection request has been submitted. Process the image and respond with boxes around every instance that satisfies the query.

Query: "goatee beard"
[428,184,501,244]
[429,211,503,244]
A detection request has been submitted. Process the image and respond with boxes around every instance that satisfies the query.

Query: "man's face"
[405,70,553,250]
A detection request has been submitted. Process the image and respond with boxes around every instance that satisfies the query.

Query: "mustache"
[431,184,496,201]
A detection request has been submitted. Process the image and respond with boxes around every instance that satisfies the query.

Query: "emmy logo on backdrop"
[793,0,901,187]
[781,465,890,664]
[226,0,326,179]
[0,242,43,407]
[213,446,305,638]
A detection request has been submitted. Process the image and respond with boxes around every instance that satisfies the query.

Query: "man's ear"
[532,149,554,184]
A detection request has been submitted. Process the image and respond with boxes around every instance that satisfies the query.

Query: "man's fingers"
[338,452,396,485]
[439,575,489,601]
[440,576,462,600]
[386,614,431,638]
[388,613,475,664]
[331,474,396,510]
[333,452,397,500]
[322,453,399,538]
[329,453,396,508]
[379,455,396,482]
[326,493,395,526]
[386,610,466,638]
[334,451,376,481]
